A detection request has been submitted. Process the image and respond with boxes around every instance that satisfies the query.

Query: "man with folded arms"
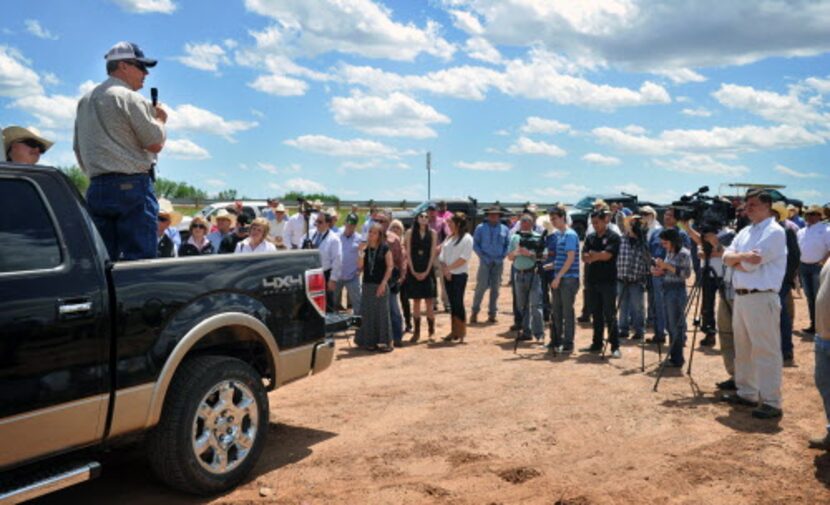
[722,190,787,419]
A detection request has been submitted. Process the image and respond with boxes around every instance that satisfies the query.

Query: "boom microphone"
[151,87,158,106]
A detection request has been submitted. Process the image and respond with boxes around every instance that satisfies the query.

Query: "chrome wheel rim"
[191,380,259,475]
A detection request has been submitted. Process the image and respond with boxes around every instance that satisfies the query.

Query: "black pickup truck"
[0,164,355,501]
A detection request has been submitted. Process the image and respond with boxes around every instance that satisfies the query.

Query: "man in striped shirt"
[544,206,580,353]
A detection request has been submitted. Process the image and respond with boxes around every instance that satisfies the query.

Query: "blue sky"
[2,0,829,205]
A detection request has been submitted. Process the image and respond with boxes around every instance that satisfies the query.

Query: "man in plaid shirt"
[617,216,651,340]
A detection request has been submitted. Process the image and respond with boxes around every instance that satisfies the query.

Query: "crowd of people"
[3,40,830,450]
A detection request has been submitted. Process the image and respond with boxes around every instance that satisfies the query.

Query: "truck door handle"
[58,301,93,316]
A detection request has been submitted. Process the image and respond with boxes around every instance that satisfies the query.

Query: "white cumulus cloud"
[248,74,308,96]
[175,43,230,73]
[652,68,705,84]
[111,0,176,14]
[283,177,326,193]
[654,154,749,176]
[712,83,829,126]
[464,37,502,64]
[24,20,58,40]
[166,104,258,141]
[681,107,712,117]
[243,0,455,61]
[508,137,567,157]
[0,46,43,97]
[330,92,450,138]
[162,139,211,160]
[520,116,571,135]
[582,153,621,166]
[455,161,512,171]
[284,134,400,158]
[773,164,823,178]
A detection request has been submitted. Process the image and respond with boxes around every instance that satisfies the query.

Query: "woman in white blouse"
[438,213,474,342]
[235,217,277,254]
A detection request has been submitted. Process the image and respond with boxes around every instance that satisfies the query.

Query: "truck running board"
[0,461,101,504]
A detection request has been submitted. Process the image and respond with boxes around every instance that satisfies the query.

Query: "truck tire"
[147,355,269,495]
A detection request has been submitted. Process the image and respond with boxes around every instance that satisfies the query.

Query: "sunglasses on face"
[124,60,148,73]
[17,139,46,152]
[191,224,207,230]
[158,216,170,223]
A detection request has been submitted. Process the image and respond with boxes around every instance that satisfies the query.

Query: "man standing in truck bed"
[74,41,167,261]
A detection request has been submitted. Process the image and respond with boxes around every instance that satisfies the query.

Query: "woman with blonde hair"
[235,217,276,254]
[179,216,214,256]
[438,213,474,342]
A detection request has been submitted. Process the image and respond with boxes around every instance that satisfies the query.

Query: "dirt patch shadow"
[496,466,541,484]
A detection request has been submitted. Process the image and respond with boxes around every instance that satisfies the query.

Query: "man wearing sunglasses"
[74,41,167,261]
[3,126,54,165]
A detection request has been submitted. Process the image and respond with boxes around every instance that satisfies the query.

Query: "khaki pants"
[733,291,782,408]
[717,296,735,377]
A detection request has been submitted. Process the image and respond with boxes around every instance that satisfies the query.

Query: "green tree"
[281,191,340,204]
[216,189,238,200]
[59,166,90,194]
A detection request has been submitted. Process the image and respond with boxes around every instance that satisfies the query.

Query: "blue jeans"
[802,262,822,329]
[335,276,362,315]
[815,337,830,432]
[650,276,667,341]
[514,269,544,339]
[86,174,158,261]
[472,260,504,317]
[551,277,579,346]
[663,283,687,365]
[617,280,645,336]
[780,288,793,357]
[389,286,403,344]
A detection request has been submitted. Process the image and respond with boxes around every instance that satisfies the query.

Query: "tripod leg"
[653,333,683,392]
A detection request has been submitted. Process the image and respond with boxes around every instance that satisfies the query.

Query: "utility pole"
[426,151,431,200]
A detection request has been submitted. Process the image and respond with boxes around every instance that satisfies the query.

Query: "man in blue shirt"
[335,213,362,314]
[647,207,691,344]
[471,207,510,323]
[544,206,580,353]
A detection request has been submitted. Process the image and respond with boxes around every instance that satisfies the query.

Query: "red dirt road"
[34,256,830,504]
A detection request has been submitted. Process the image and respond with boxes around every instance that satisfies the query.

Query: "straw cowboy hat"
[805,204,824,215]
[3,126,54,156]
[157,198,183,226]
[274,203,286,213]
[483,205,506,215]
[312,199,324,210]
[210,208,237,226]
[771,201,788,222]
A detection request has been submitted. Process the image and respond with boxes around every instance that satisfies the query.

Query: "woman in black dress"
[404,211,438,342]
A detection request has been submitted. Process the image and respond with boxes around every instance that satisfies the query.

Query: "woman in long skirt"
[438,213,474,343]
[405,211,438,342]
[356,223,395,352]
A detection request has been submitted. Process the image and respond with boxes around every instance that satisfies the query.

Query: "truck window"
[0,178,62,273]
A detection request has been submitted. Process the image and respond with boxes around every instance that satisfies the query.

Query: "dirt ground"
[36,255,830,505]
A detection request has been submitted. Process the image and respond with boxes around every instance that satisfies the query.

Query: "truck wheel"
[147,355,269,495]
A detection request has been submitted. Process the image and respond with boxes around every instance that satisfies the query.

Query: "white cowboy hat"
[3,126,54,157]
[274,203,286,212]
[210,208,237,226]
[157,198,183,226]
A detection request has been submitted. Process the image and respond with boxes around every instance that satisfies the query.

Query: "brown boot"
[410,317,422,343]
[443,317,456,342]
[427,317,436,340]
[454,316,466,343]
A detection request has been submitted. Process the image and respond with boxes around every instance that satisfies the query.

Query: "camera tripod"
[652,251,717,395]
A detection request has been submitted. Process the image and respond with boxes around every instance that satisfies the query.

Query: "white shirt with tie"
[305,229,342,282]
[725,217,786,291]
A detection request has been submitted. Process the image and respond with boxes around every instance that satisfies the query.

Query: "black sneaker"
[576,315,591,323]
[783,352,795,367]
[646,336,665,345]
[809,433,830,450]
[618,331,630,340]
[716,379,737,391]
[580,344,602,353]
[510,323,521,331]
[699,334,716,347]
[752,404,783,419]
[803,326,816,334]
[562,343,574,353]
[719,393,756,407]
[631,333,644,341]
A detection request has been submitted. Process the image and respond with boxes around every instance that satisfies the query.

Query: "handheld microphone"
[151,87,158,106]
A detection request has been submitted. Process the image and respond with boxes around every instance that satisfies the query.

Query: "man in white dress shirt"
[284,205,309,249]
[305,212,342,312]
[797,205,830,334]
[722,189,787,420]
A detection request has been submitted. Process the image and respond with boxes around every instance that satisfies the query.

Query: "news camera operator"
[617,215,651,341]
[508,214,546,345]
[687,221,729,347]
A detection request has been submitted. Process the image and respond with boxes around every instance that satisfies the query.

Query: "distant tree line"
[58,166,340,205]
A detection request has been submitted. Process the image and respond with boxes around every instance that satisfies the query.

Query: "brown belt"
[735,289,775,296]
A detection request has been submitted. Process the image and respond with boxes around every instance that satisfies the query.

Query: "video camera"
[518,231,547,261]
[671,186,735,230]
